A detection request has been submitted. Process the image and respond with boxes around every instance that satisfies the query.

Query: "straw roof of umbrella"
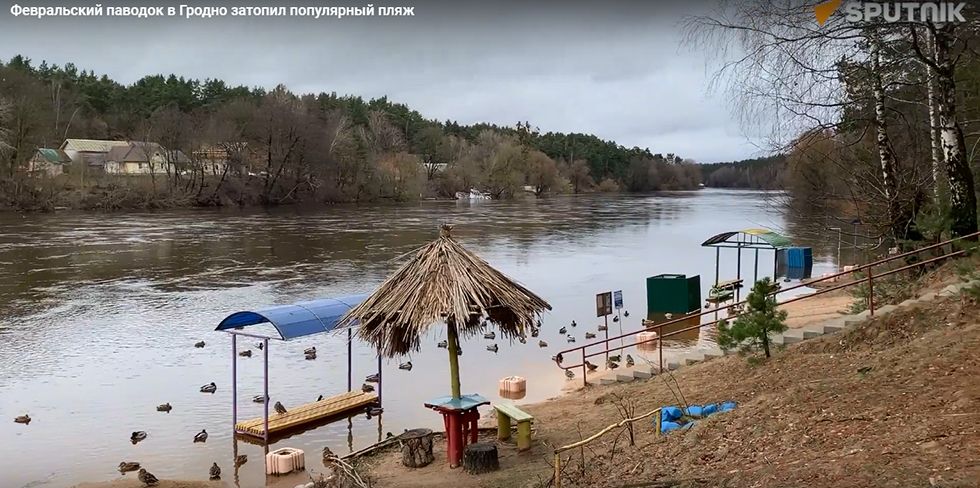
[338,224,551,357]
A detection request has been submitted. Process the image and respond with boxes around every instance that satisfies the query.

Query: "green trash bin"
[646,274,701,315]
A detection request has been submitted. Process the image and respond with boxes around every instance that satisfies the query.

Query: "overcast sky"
[0,0,768,163]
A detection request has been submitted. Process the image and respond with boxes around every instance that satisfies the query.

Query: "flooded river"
[0,190,837,487]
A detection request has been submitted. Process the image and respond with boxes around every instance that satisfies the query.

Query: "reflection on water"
[0,190,833,487]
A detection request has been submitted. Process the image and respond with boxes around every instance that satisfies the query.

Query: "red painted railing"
[555,230,980,385]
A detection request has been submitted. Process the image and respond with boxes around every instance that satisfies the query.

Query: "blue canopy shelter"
[216,294,382,442]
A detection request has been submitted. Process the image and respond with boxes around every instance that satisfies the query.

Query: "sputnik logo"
[814,0,844,25]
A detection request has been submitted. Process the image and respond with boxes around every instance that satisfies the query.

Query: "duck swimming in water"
[209,462,221,480]
[317,395,324,401]
[486,344,498,353]
[551,353,564,363]
[194,341,205,348]
[597,324,608,332]
[365,373,380,383]
[130,431,147,443]
[567,336,576,343]
[623,310,630,318]
[305,351,317,360]
[200,382,216,393]
[118,461,140,473]
[399,361,413,371]
[585,332,596,339]
[538,340,548,348]
[571,320,577,327]
[613,315,619,323]
[252,395,267,403]
[366,406,384,418]
[257,342,263,350]
[138,468,159,486]
[193,429,208,443]
[518,336,527,344]
[559,326,567,334]
[531,328,540,337]
[235,455,247,467]
[304,346,316,355]
[156,403,172,413]
[239,349,252,357]
[362,383,375,393]
[483,331,495,340]
[437,340,448,348]
[14,414,30,424]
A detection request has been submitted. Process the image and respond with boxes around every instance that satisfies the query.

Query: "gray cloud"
[0,0,766,162]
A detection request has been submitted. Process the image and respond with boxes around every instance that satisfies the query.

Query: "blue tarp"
[215,294,367,341]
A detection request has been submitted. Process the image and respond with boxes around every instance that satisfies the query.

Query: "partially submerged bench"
[494,403,533,451]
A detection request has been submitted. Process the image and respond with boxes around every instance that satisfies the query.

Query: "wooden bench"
[494,403,533,451]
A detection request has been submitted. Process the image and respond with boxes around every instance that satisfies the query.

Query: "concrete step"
[615,372,635,383]
[684,353,706,365]
[819,319,846,333]
[632,365,656,379]
[667,360,682,371]
[801,328,824,339]
[702,349,726,360]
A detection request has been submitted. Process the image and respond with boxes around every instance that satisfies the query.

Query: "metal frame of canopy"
[701,228,793,300]
[214,294,381,443]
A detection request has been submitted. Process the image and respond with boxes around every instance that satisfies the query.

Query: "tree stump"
[400,428,434,468]
[462,443,499,474]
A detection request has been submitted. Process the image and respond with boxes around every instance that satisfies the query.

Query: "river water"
[0,190,837,488]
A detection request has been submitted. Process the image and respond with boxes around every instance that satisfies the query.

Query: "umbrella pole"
[447,320,462,400]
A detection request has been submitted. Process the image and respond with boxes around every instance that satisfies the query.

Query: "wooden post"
[516,421,532,451]
[447,321,462,400]
[868,270,875,316]
[400,428,435,468]
[554,452,561,488]
[497,412,512,441]
[462,443,499,474]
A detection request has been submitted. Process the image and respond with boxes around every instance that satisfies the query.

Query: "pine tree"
[717,278,787,359]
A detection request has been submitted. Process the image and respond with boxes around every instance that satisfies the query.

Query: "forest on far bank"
[0,55,753,211]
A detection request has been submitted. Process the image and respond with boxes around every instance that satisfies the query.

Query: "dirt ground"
[358,284,980,487]
[74,480,226,488]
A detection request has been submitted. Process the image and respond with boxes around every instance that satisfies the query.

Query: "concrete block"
[876,304,897,314]
[633,368,654,379]
[685,353,705,365]
[802,329,823,339]
[781,334,804,344]
[616,372,635,383]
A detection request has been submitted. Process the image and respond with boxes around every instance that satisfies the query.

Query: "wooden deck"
[235,391,378,438]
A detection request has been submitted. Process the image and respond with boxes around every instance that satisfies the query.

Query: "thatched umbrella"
[338,224,551,399]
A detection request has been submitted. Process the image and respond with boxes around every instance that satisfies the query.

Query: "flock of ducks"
[13,314,635,484]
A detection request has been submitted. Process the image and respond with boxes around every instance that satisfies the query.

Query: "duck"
[13,414,30,424]
[518,336,527,344]
[257,342,264,350]
[483,331,495,340]
[193,429,208,443]
[138,468,159,486]
[362,383,375,393]
[437,340,448,348]
[304,346,316,355]
[486,344,499,353]
[613,315,620,323]
[239,349,252,357]
[565,369,575,379]
[538,340,548,348]
[305,351,317,360]
[130,431,147,443]
[567,336,576,343]
[551,353,564,364]
[597,324,608,332]
[537,318,543,327]
[624,310,630,318]
[626,354,635,367]
[665,313,673,320]
[365,373,380,383]
[559,326,567,334]
[156,403,172,413]
[200,382,217,393]
[571,320,577,327]
[585,332,596,339]
[317,395,324,401]
[366,406,384,417]
[607,359,620,370]
[209,462,221,480]
[274,401,288,415]
[608,354,621,363]
[457,347,462,356]
[194,341,205,348]
[530,328,540,337]
[253,395,267,403]
[235,455,247,467]
[399,361,413,371]
[585,360,599,372]
[118,461,140,473]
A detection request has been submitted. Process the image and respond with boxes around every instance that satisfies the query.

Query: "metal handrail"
[555,230,980,385]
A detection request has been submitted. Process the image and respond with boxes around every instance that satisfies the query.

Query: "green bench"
[494,403,534,451]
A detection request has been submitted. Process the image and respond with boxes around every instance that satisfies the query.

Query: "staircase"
[590,280,977,386]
